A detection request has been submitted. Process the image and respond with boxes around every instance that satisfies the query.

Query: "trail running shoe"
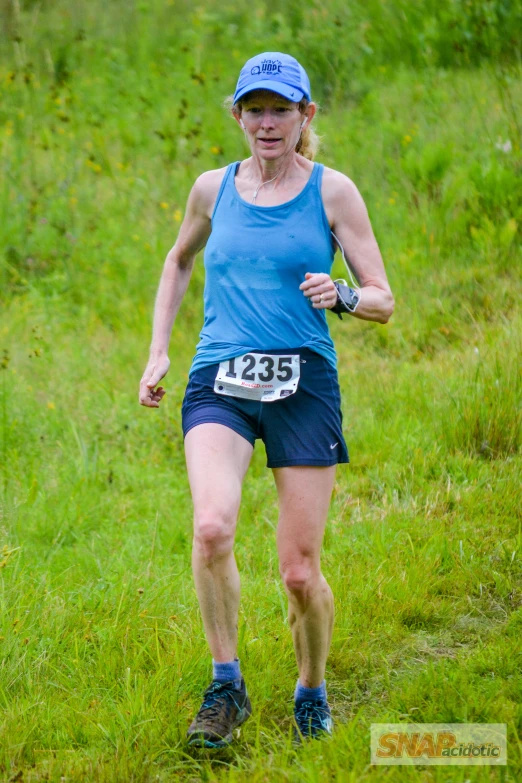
[293,699,333,742]
[186,678,252,748]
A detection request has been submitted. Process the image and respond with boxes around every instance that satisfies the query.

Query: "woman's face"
[239,90,311,161]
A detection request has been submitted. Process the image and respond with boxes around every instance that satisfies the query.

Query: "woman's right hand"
[139,354,170,408]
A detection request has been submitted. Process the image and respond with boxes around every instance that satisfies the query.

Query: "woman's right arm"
[139,173,217,408]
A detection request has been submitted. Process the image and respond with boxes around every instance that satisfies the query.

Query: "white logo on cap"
[251,59,282,76]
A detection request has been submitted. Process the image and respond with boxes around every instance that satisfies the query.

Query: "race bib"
[214,353,301,402]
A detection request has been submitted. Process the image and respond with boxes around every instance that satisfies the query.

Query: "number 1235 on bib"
[214,352,301,402]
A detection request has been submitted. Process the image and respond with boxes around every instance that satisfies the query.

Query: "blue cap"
[233,52,311,105]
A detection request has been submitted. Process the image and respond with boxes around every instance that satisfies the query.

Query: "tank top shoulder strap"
[309,162,332,239]
[312,161,324,190]
[211,161,240,222]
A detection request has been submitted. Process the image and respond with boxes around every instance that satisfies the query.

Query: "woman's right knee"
[193,511,236,563]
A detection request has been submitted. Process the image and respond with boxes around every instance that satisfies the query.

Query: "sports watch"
[330,280,361,319]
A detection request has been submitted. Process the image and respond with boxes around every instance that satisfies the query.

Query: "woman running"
[139,51,394,747]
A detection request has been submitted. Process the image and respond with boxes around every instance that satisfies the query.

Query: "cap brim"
[233,80,305,104]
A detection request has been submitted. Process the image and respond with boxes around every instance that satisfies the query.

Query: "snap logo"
[251,59,283,76]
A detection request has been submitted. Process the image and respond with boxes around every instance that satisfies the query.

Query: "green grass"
[1,0,521,780]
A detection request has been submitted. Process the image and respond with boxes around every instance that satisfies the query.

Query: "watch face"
[333,281,360,314]
[351,291,361,311]
[341,285,358,311]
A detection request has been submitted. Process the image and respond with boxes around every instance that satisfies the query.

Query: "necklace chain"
[251,168,284,204]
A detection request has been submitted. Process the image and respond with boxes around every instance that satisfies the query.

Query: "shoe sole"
[187,704,252,748]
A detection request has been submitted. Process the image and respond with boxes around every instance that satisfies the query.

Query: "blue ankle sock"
[294,679,327,706]
[212,658,242,689]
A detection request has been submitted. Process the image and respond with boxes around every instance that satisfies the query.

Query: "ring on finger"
[319,293,325,303]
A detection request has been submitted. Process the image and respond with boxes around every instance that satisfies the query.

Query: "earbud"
[240,119,246,130]
[300,119,307,131]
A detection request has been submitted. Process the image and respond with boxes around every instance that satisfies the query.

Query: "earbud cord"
[331,231,360,290]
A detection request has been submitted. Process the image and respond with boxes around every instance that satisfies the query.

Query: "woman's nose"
[260,110,275,128]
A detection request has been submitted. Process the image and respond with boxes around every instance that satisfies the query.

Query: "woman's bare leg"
[185,423,253,662]
[273,465,336,687]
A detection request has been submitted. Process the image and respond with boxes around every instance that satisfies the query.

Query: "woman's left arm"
[323,170,394,324]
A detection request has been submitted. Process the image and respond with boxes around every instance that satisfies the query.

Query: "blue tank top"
[190,160,337,375]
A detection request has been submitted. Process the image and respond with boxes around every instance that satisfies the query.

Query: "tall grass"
[0,0,521,781]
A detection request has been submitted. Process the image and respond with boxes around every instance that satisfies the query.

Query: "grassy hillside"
[0,1,521,780]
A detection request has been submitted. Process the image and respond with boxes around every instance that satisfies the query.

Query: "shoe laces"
[294,700,330,732]
[197,680,242,720]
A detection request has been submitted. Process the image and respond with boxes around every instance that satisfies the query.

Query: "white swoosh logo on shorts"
[330,442,338,449]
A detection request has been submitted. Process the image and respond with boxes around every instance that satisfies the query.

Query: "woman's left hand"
[299,272,338,309]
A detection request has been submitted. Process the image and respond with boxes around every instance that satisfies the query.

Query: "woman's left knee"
[280,559,320,601]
